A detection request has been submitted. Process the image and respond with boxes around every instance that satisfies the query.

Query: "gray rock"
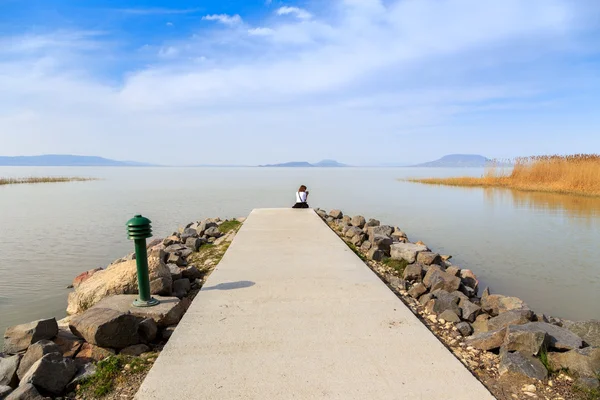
[20,353,76,394]
[198,220,218,235]
[487,309,533,332]
[167,263,182,281]
[341,215,352,224]
[519,322,583,351]
[459,300,481,323]
[329,209,343,219]
[439,310,461,323]
[17,340,60,380]
[172,278,191,298]
[499,350,548,381]
[139,318,158,343]
[371,235,393,253]
[5,383,44,400]
[0,355,20,388]
[548,347,600,377]
[341,225,352,236]
[416,252,441,266]
[368,225,394,238]
[456,322,473,337]
[575,376,600,390]
[167,253,186,267]
[164,244,187,254]
[0,385,12,398]
[429,290,461,317]
[66,362,97,392]
[183,228,197,237]
[481,294,529,316]
[458,284,477,298]
[403,264,423,282]
[3,318,58,354]
[345,227,362,239]
[359,241,372,253]
[419,293,433,306]
[565,320,600,347]
[350,216,366,228]
[503,325,548,355]
[390,243,426,264]
[326,217,334,223]
[120,344,150,356]
[459,269,479,292]
[466,328,507,351]
[366,248,384,261]
[69,308,141,349]
[181,266,202,280]
[204,226,222,238]
[408,283,427,299]
[350,234,365,246]
[423,268,461,292]
[185,237,203,252]
[387,276,408,291]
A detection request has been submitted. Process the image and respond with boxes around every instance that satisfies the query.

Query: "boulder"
[315,209,327,219]
[423,268,461,293]
[487,309,534,331]
[167,263,182,281]
[518,322,583,351]
[565,320,600,347]
[575,376,600,390]
[359,241,372,253]
[66,362,96,393]
[459,300,481,323]
[419,293,433,306]
[458,284,477,298]
[345,227,362,239]
[368,226,394,240]
[20,353,76,394]
[185,237,203,252]
[429,291,461,317]
[459,269,479,292]
[5,383,44,400]
[204,226,222,238]
[341,225,352,235]
[503,325,548,355]
[75,343,115,363]
[329,210,343,219]
[364,218,380,227]
[472,314,491,334]
[72,268,103,289]
[439,310,461,323]
[548,347,600,377]
[162,235,181,246]
[408,283,427,299]
[52,328,83,358]
[371,235,393,253]
[3,318,58,354]
[120,344,150,356]
[172,279,191,298]
[445,266,460,277]
[167,253,186,267]
[416,252,441,266]
[350,216,366,228]
[499,350,548,381]
[181,266,203,281]
[69,308,141,349]
[0,355,20,388]
[161,326,177,340]
[66,257,172,315]
[456,322,473,337]
[16,340,61,380]
[403,264,423,282]
[466,328,507,351]
[391,243,428,264]
[350,234,365,246]
[387,276,408,291]
[0,385,12,398]
[139,318,158,343]
[366,248,384,262]
[481,294,529,316]
[341,215,352,224]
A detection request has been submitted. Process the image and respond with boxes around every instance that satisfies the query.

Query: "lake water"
[1,167,599,342]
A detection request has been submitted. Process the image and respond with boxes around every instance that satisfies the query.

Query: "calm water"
[1,167,599,341]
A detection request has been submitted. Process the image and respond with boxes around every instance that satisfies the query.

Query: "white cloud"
[248,27,275,36]
[202,14,242,25]
[158,46,179,58]
[275,6,312,20]
[166,22,174,27]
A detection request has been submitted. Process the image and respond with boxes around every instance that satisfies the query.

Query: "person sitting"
[292,185,309,209]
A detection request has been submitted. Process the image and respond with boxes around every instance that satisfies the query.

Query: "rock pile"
[317,208,600,396]
[1,217,242,399]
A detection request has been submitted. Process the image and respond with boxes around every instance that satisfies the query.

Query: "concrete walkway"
[136,209,494,399]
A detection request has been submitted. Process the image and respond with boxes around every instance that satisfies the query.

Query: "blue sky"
[1,0,599,165]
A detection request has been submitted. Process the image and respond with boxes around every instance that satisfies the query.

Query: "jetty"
[135,208,493,399]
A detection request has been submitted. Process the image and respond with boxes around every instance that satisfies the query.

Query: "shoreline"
[0,177,95,186]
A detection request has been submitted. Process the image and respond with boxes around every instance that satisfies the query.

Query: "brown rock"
[0,354,20,388]
[424,268,461,292]
[329,209,343,219]
[503,325,548,355]
[120,344,150,356]
[466,328,507,351]
[459,269,479,292]
[403,264,423,282]
[16,340,61,380]
[75,343,115,362]
[416,252,441,266]
[69,308,141,349]
[52,329,83,358]
[408,283,427,299]
[72,268,103,289]
[487,309,533,331]
[350,215,366,228]
[5,383,45,399]
[439,310,460,323]
[366,248,384,261]
[445,266,460,277]
[3,318,58,354]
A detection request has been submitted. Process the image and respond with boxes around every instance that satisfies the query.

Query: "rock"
[416,252,441,266]
[499,350,548,381]
[408,283,427,299]
[575,376,600,390]
[0,385,12,398]
[3,318,58,354]
[162,235,181,246]
[52,328,83,358]
[172,279,191,298]
[91,295,188,328]
[345,227,362,239]
[341,225,352,236]
[326,217,334,223]
[162,326,177,340]
[204,226,222,238]
[548,347,600,377]
[315,209,327,219]
[16,340,60,380]
[460,269,479,291]
[164,244,187,254]
[481,294,529,316]
[403,264,423,282]
[181,266,203,280]
[67,257,172,315]
[329,210,343,219]
[120,344,150,356]
[466,328,507,351]
[487,309,534,331]
[72,268,103,289]
[350,216,366,228]
[424,268,461,293]
[430,290,461,316]
[5,383,44,400]
[366,248,384,261]
[66,362,96,393]
[566,320,600,347]
[350,234,365,246]
[185,237,203,252]
[519,322,583,351]
[0,355,20,388]
[387,276,408,291]
[419,293,433,305]
[167,253,186,267]
[167,263,182,281]
[439,310,461,323]
[69,308,141,349]
[503,325,549,355]
[371,235,393,253]
[20,352,76,394]
[139,318,158,343]
[341,215,352,224]
[445,266,460,277]
[456,322,473,337]
[472,314,491,334]
[75,343,115,363]
[365,218,380,228]
[458,284,477,298]
[359,241,372,253]
[459,300,481,323]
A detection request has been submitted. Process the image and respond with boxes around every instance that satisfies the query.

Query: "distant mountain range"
[412,154,493,168]
[0,155,155,167]
[259,159,348,168]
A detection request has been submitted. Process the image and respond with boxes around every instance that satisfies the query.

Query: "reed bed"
[0,177,95,185]
[409,154,600,197]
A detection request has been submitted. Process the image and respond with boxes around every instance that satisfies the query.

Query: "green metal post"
[127,215,160,307]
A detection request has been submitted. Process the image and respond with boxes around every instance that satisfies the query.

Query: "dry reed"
[0,177,95,186]
[409,154,600,197]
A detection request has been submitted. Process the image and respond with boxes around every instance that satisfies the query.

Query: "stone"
[499,350,548,381]
[487,309,534,331]
[315,209,327,219]
[167,263,182,281]
[345,227,362,239]
[371,235,393,253]
[120,344,150,356]
[365,218,380,227]
[430,290,461,316]
[185,237,203,252]
[172,278,191,298]
[183,228,197,237]
[424,268,461,292]
[5,384,44,400]
[181,266,203,280]
[459,300,481,323]
[466,328,507,351]
[387,276,408,291]
[519,322,583,351]
[67,257,172,315]
[481,294,529,316]
[66,362,96,392]
[445,266,460,277]
[329,210,343,219]
[69,308,141,349]
[167,253,186,267]
[565,320,600,347]
[0,355,20,388]
[548,347,600,377]
[403,264,423,282]
[458,284,477,298]
[472,315,490,334]
[75,343,115,363]
[367,225,394,239]
[16,340,61,380]
[341,215,352,224]
[52,328,83,358]
[139,318,158,343]
[419,293,433,306]
[460,269,479,291]
[165,244,187,254]
[20,353,76,394]
[359,241,372,253]
[162,235,181,246]
[408,283,427,299]
[341,225,352,235]
[0,385,12,398]
[416,252,441,266]
[90,295,188,328]
[162,326,177,340]
[350,215,366,228]
[72,268,103,289]
[439,310,461,323]
[575,376,600,390]
[456,322,473,337]
[366,248,384,261]
[3,318,58,354]
[503,325,549,355]
[326,217,334,223]
[350,234,365,246]
[204,226,222,238]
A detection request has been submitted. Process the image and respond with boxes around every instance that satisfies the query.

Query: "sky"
[0,0,599,166]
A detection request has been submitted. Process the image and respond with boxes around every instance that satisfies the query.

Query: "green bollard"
[127,215,160,307]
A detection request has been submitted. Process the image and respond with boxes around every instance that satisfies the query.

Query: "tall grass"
[409,154,600,197]
[0,177,94,185]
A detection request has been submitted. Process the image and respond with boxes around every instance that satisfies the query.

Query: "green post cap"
[127,214,153,240]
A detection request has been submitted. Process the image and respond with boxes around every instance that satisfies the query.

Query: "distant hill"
[413,154,491,168]
[0,155,156,167]
[259,159,347,168]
